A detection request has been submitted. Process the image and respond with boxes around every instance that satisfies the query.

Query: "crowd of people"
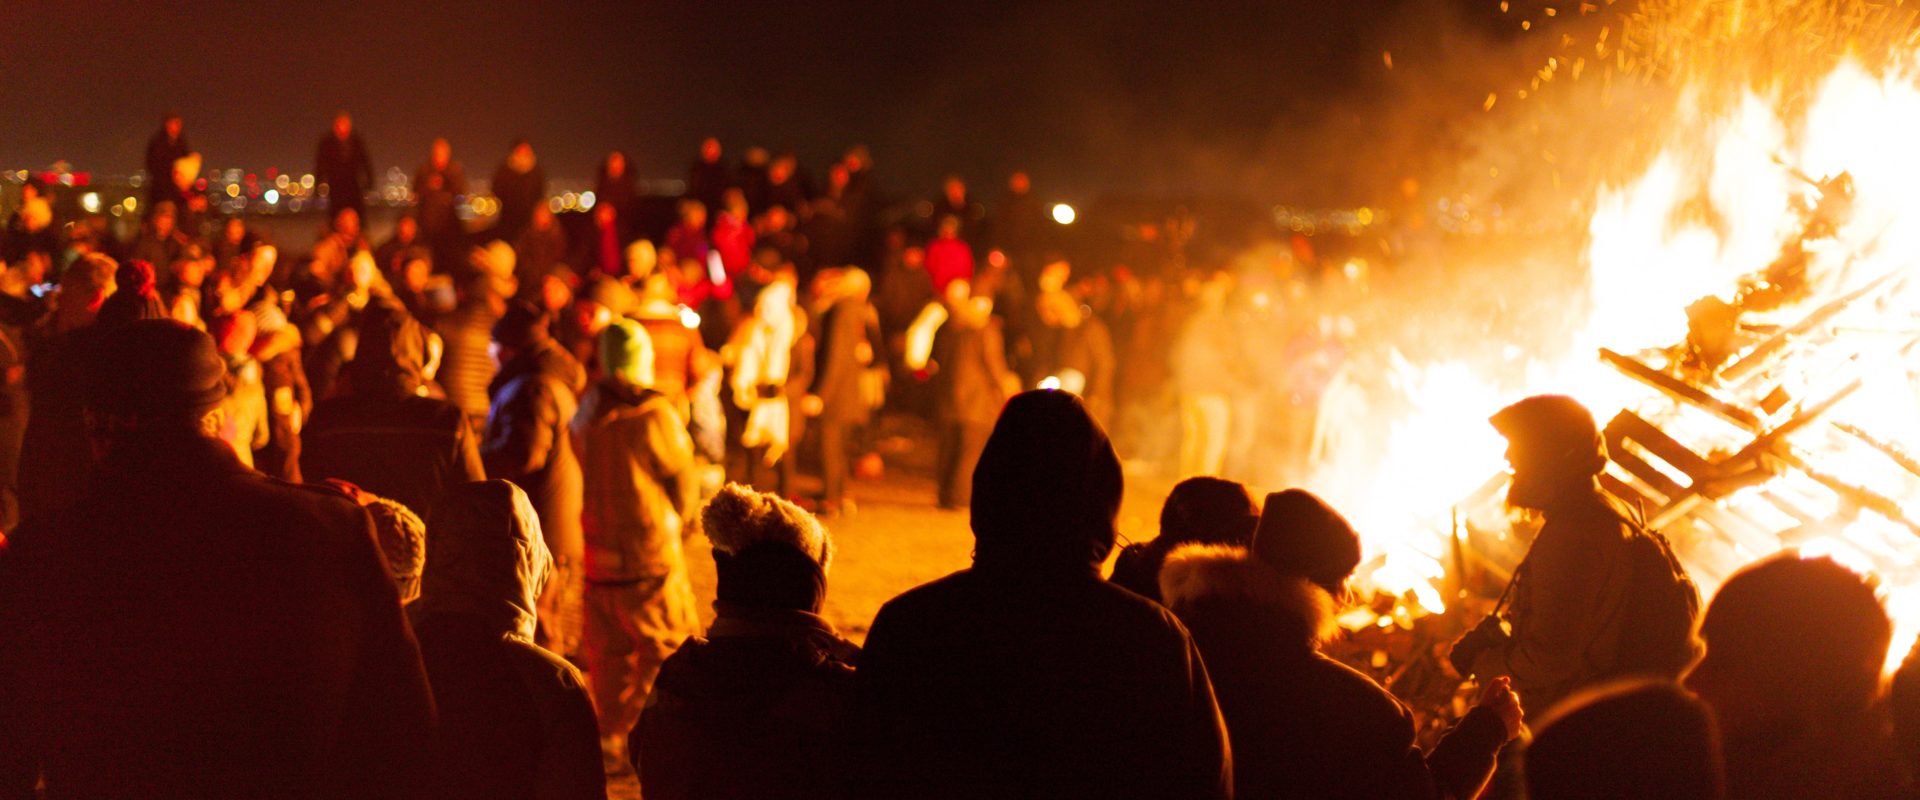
[1,113,1919,799]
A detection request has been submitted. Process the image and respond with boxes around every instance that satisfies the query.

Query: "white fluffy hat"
[701,483,832,572]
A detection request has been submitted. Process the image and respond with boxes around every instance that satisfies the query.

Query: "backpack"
[1604,520,1705,679]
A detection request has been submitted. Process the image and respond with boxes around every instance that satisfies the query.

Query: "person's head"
[149,202,177,237]
[83,319,228,449]
[538,269,573,314]
[761,204,792,233]
[394,215,418,243]
[599,317,656,389]
[507,138,536,171]
[168,252,211,290]
[222,216,247,244]
[1009,171,1031,195]
[162,112,183,140]
[903,245,926,270]
[398,250,432,293]
[1038,258,1072,293]
[471,239,517,281]
[1525,680,1724,800]
[331,111,352,139]
[703,482,833,613]
[58,252,118,327]
[699,136,722,163]
[1252,489,1363,599]
[247,245,278,289]
[602,150,627,179]
[593,201,616,229]
[678,198,708,228]
[943,175,967,206]
[768,152,796,184]
[332,206,361,241]
[429,136,451,168]
[1160,477,1260,548]
[1492,394,1607,511]
[490,299,551,365]
[347,301,430,398]
[936,214,961,240]
[624,239,658,281]
[722,187,748,219]
[531,203,555,231]
[418,480,552,639]
[1687,553,1892,726]
[829,163,850,192]
[970,390,1123,573]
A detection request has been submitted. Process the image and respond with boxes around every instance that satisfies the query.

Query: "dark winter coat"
[410,480,607,800]
[490,164,547,243]
[145,129,191,206]
[302,308,485,518]
[810,296,879,427]
[633,606,860,800]
[16,323,104,522]
[853,390,1232,800]
[483,340,587,578]
[930,315,1013,427]
[1161,545,1508,800]
[0,433,436,798]
[315,132,375,218]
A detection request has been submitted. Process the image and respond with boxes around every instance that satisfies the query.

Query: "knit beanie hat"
[1160,476,1260,547]
[85,318,229,420]
[366,495,427,605]
[1252,489,1363,596]
[598,317,655,388]
[491,299,550,351]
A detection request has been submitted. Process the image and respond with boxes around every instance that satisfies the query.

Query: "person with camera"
[1450,394,1638,718]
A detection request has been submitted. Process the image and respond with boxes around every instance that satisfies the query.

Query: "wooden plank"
[1599,348,1761,430]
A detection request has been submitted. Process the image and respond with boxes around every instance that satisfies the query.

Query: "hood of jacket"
[489,338,587,398]
[344,301,427,398]
[970,390,1122,574]
[1159,543,1338,651]
[412,479,551,640]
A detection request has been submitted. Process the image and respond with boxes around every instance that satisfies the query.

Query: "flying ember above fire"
[1312,0,1920,668]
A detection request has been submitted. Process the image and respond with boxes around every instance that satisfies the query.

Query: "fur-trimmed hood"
[1158,543,1338,649]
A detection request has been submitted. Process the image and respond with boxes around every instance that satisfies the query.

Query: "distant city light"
[263,189,280,204]
[678,305,702,330]
[579,191,597,210]
[275,175,290,190]
[225,184,241,198]
[299,174,314,189]
[79,192,100,214]
[121,197,138,213]
[1051,203,1076,225]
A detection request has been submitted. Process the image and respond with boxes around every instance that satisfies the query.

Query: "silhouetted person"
[17,254,116,522]
[571,319,700,780]
[1686,554,1908,799]
[852,390,1232,799]
[593,150,639,241]
[413,137,469,274]
[632,483,858,800]
[144,111,191,209]
[1452,395,1639,716]
[0,319,435,797]
[1524,679,1725,800]
[315,111,375,223]
[490,139,547,243]
[1109,476,1259,604]
[1159,489,1519,799]
[685,136,730,213]
[920,279,1016,509]
[437,271,510,428]
[411,480,608,800]
[302,302,485,520]
[806,268,880,515]
[484,300,588,658]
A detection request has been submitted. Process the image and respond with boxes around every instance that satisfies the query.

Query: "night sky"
[0,1,1564,205]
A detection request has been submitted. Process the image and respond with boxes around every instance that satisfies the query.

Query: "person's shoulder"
[501,635,589,693]
[871,570,976,622]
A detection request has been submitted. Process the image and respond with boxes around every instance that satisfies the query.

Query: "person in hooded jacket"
[1108,476,1260,604]
[1523,679,1725,800]
[1158,489,1521,800]
[632,482,858,800]
[851,390,1232,800]
[571,319,702,780]
[484,300,589,658]
[302,301,486,520]
[0,319,435,797]
[410,479,608,800]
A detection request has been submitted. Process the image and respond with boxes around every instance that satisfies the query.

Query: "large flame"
[1313,38,1920,668]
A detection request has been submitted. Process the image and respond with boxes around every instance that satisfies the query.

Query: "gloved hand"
[1449,614,1511,678]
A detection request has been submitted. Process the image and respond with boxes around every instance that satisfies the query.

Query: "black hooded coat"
[852,391,1232,799]
[303,304,484,518]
